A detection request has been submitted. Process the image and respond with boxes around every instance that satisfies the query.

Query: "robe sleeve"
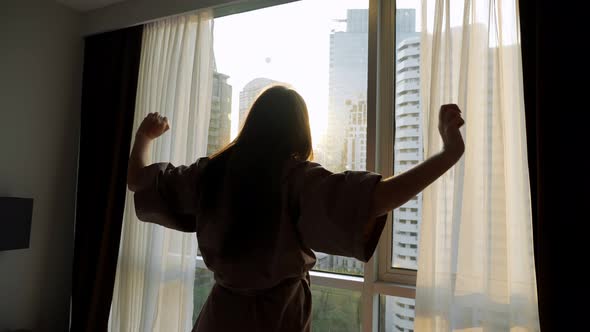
[133,157,209,232]
[294,162,388,262]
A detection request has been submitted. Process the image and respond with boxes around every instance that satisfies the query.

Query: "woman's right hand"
[438,104,465,160]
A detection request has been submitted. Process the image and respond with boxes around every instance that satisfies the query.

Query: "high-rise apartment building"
[384,296,416,332]
[392,36,421,270]
[322,9,421,277]
[345,99,367,171]
[238,77,281,129]
[386,10,420,332]
[207,70,232,155]
[326,9,368,173]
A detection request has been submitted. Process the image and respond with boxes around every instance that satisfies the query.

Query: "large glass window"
[202,0,370,277]
[379,1,421,325]
[195,1,424,330]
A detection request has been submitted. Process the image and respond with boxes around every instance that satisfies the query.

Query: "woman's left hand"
[137,112,170,140]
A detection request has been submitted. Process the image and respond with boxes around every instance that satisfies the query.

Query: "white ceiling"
[56,0,128,12]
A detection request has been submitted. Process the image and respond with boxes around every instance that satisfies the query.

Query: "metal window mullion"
[376,0,395,288]
[309,271,364,292]
[196,265,416,298]
[361,257,379,332]
[198,256,366,289]
[379,268,418,285]
[373,281,416,298]
[375,0,422,290]
[363,0,395,330]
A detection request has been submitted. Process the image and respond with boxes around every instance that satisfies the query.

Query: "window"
[195,0,422,330]
[384,0,421,270]
[212,0,371,277]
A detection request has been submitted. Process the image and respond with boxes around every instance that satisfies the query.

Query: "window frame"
[372,0,419,290]
[196,0,419,330]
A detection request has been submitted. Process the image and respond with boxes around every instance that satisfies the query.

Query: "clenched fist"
[137,112,170,140]
[438,104,465,160]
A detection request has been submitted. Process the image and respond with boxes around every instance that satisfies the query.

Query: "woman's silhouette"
[127,85,465,332]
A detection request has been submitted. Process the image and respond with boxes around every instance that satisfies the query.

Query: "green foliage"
[192,268,215,324]
[310,285,361,332]
[192,268,361,331]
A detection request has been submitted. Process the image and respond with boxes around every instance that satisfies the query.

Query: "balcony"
[396,70,419,83]
[398,37,420,49]
[395,105,420,116]
[394,140,420,150]
[395,127,420,138]
[393,233,418,245]
[392,222,418,233]
[393,306,416,318]
[398,47,420,60]
[396,94,419,104]
[394,318,415,330]
[396,81,420,93]
[394,161,420,172]
[397,59,420,71]
[396,116,420,127]
[395,151,420,161]
[395,210,419,220]
[393,246,418,257]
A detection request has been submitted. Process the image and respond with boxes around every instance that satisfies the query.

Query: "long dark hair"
[200,85,313,259]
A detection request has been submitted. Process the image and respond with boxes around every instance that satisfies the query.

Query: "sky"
[213,0,420,139]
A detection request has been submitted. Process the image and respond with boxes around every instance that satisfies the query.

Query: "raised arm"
[370,104,465,218]
[127,112,170,192]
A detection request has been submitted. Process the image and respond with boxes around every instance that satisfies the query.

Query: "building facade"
[207,70,232,156]
[238,77,281,129]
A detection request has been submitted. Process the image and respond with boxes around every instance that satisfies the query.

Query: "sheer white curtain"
[415,0,540,330]
[109,11,214,332]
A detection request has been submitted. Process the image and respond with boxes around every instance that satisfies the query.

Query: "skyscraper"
[207,70,232,156]
[384,296,416,332]
[326,8,417,173]
[345,99,367,171]
[326,9,368,172]
[238,77,281,129]
[312,9,371,275]
[395,9,417,46]
[386,10,420,332]
[322,8,421,275]
[392,36,421,270]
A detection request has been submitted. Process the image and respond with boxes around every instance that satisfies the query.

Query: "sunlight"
[213,0,368,142]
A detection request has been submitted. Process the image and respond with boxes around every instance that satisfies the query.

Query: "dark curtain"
[519,1,586,330]
[70,25,143,332]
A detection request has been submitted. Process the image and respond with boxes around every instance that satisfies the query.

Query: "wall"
[0,1,83,331]
[82,0,298,36]
[0,0,297,330]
